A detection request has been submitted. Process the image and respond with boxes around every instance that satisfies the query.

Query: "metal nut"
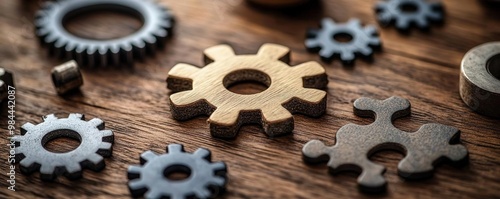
[52,60,83,95]
[460,42,500,118]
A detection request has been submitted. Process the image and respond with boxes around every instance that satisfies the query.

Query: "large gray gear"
[305,18,381,65]
[375,0,444,31]
[11,113,114,181]
[127,144,227,199]
[35,0,174,67]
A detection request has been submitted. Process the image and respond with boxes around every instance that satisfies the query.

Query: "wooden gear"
[167,43,328,138]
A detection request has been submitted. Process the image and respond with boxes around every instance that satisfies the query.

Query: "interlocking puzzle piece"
[303,96,468,192]
[167,44,328,138]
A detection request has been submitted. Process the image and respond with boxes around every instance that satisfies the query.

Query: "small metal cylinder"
[460,42,500,118]
[52,60,83,95]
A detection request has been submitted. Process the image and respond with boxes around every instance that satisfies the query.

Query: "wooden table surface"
[1,0,499,198]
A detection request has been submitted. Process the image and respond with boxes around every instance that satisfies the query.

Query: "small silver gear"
[35,0,174,67]
[127,144,227,199]
[305,18,381,65]
[11,113,114,181]
[375,0,444,31]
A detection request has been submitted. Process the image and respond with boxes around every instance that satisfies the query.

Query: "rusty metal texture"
[460,42,500,118]
[302,96,468,192]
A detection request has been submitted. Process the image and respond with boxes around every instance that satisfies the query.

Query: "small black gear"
[305,18,381,65]
[375,0,444,31]
[127,144,227,199]
[35,0,174,67]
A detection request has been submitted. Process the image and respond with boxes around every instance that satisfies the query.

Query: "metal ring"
[460,42,500,118]
[35,0,174,67]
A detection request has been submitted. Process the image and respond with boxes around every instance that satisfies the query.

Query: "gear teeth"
[305,38,322,50]
[86,153,105,165]
[11,135,23,143]
[257,43,291,62]
[194,148,212,160]
[208,108,239,126]
[293,61,326,78]
[319,49,335,61]
[19,157,35,168]
[341,51,355,64]
[89,118,105,130]
[98,142,113,151]
[293,88,327,104]
[40,164,56,176]
[396,18,410,30]
[348,18,362,27]
[35,0,174,67]
[168,63,201,80]
[262,106,293,124]
[194,188,211,199]
[65,162,82,174]
[144,190,161,199]
[210,162,227,172]
[167,144,185,153]
[68,113,84,120]
[210,176,227,187]
[140,150,158,164]
[364,25,379,36]
[100,130,114,142]
[127,165,143,179]
[204,45,236,63]
[128,178,147,192]
[43,114,58,121]
[320,18,335,29]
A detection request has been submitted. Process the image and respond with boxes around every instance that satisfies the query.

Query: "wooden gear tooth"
[166,43,328,138]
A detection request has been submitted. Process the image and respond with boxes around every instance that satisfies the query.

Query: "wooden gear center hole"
[164,165,192,181]
[63,6,144,40]
[223,69,271,95]
[487,54,500,80]
[42,129,82,153]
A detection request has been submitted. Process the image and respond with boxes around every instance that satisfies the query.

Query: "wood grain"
[167,43,327,138]
[1,0,499,198]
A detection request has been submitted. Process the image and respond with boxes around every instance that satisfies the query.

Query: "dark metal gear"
[375,0,444,31]
[305,18,381,65]
[11,114,114,181]
[35,0,174,67]
[127,144,227,199]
